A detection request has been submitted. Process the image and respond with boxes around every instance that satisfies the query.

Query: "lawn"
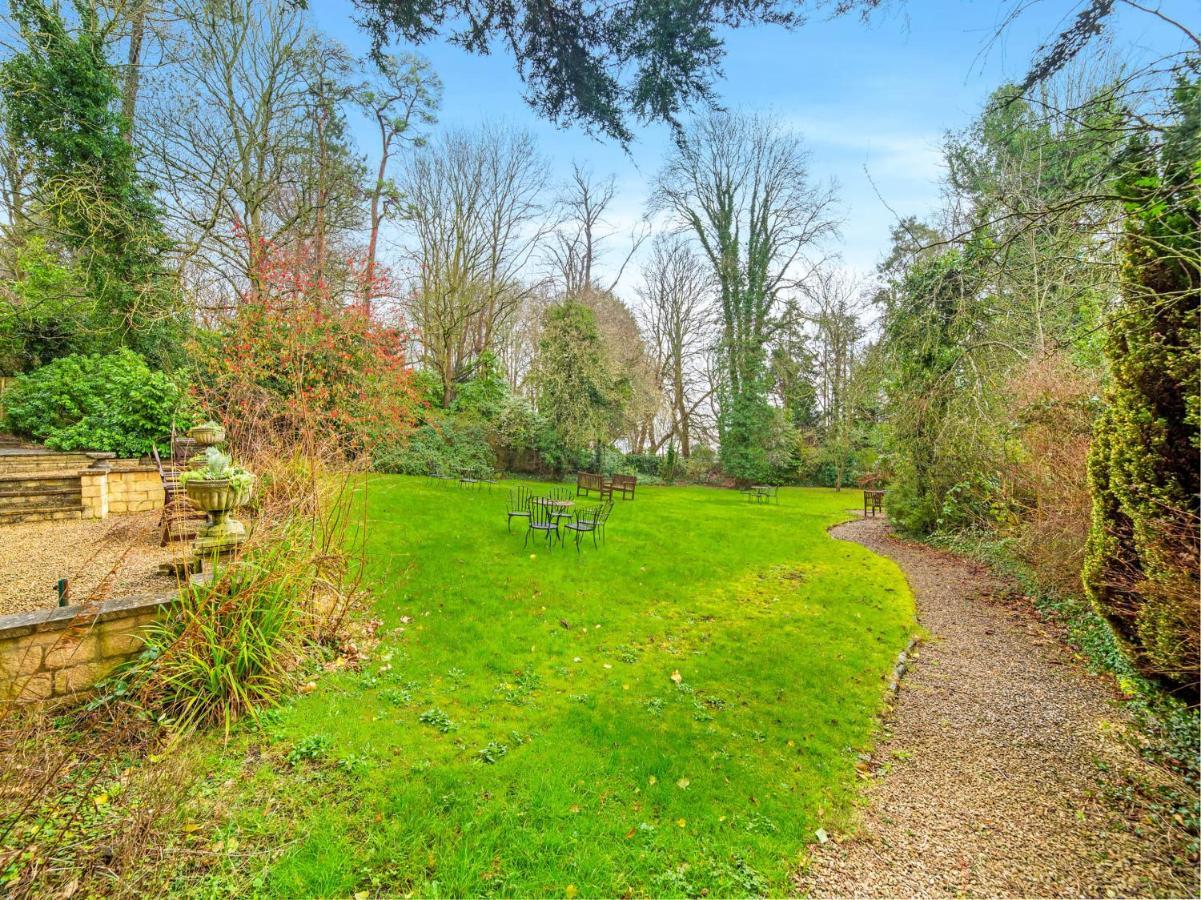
[185,478,914,897]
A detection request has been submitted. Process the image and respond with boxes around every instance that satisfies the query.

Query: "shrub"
[373,416,496,477]
[999,355,1098,597]
[624,452,662,477]
[1084,87,1199,700]
[492,396,569,475]
[2,349,190,456]
[192,235,420,464]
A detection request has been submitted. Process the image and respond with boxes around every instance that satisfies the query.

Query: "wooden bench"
[576,471,606,497]
[863,489,885,518]
[610,473,637,500]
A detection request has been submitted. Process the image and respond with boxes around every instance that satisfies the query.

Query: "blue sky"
[312,0,1194,292]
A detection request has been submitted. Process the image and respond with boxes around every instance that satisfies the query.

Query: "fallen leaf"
[625,827,636,839]
[92,793,108,807]
[815,828,829,844]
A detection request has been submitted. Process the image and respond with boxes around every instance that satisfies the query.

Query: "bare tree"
[354,52,440,314]
[398,124,551,406]
[653,111,838,476]
[545,162,646,298]
[636,234,714,456]
[145,0,333,302]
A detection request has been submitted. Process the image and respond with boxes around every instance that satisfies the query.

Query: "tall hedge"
[1083,77,1200,700]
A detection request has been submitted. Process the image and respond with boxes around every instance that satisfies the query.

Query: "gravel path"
[0,511,182,616]
[797,515,1196,898]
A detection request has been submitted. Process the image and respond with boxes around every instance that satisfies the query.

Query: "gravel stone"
[0,511,184,616]
[797,515,1196,898]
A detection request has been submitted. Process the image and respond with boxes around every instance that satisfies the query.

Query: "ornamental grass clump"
[119,539,307,734]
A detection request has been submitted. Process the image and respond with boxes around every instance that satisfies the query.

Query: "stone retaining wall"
[0,594,172,702]
[108,462,165,514]
[81,460,165,519]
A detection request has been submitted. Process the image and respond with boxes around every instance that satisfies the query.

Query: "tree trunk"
[121,2,148,143]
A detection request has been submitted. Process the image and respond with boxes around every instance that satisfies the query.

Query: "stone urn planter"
[181,448,254,554]
[187,421,226,468]
[185,476,254,553]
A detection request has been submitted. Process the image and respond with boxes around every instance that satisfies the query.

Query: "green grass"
[187,478,914,897]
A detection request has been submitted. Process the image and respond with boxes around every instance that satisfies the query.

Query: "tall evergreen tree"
[0,0,180,368]
[1083,75,1200,700]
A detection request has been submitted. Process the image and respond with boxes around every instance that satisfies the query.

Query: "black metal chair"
[577,500,614,545]
[563,503,602,552]
[546,486,574,525]
[524,497,561,550]
[507,486,532,532]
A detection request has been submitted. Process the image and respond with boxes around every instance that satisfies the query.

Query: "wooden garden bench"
[610,473,637,500]
[576,471,605,496]
[863,489,885,517]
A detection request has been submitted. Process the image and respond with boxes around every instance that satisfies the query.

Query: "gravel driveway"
[797,515,1196,898]
[0,511,182,616]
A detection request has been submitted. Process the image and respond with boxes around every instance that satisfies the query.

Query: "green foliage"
[718,386,776,484]
[0,0,183,369]
[351,0,805,143]
[492,396,570,474]
[0,238,94,372]
[450,351,509,421]
[1083,74,1200,698]
[535,302,626,456]
[417,707,454,733]
[2,349,190,456]
[624,452,662,477]
[878,249,999,534]
[372,415,495,477]
[287,735,333,766]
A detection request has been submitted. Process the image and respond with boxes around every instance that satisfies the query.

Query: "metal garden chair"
[546,486,574,525]
[577,499,614,545]
[524,497,561,550]
[563,503,602,551]
[507,485,533,532]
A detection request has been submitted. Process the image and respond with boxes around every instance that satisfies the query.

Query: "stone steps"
[0,487,82,510]
[0,463,86,522]
[0,505,85,525]
[0,453,98,475]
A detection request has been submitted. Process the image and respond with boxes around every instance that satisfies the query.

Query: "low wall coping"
[0,593,176,640]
